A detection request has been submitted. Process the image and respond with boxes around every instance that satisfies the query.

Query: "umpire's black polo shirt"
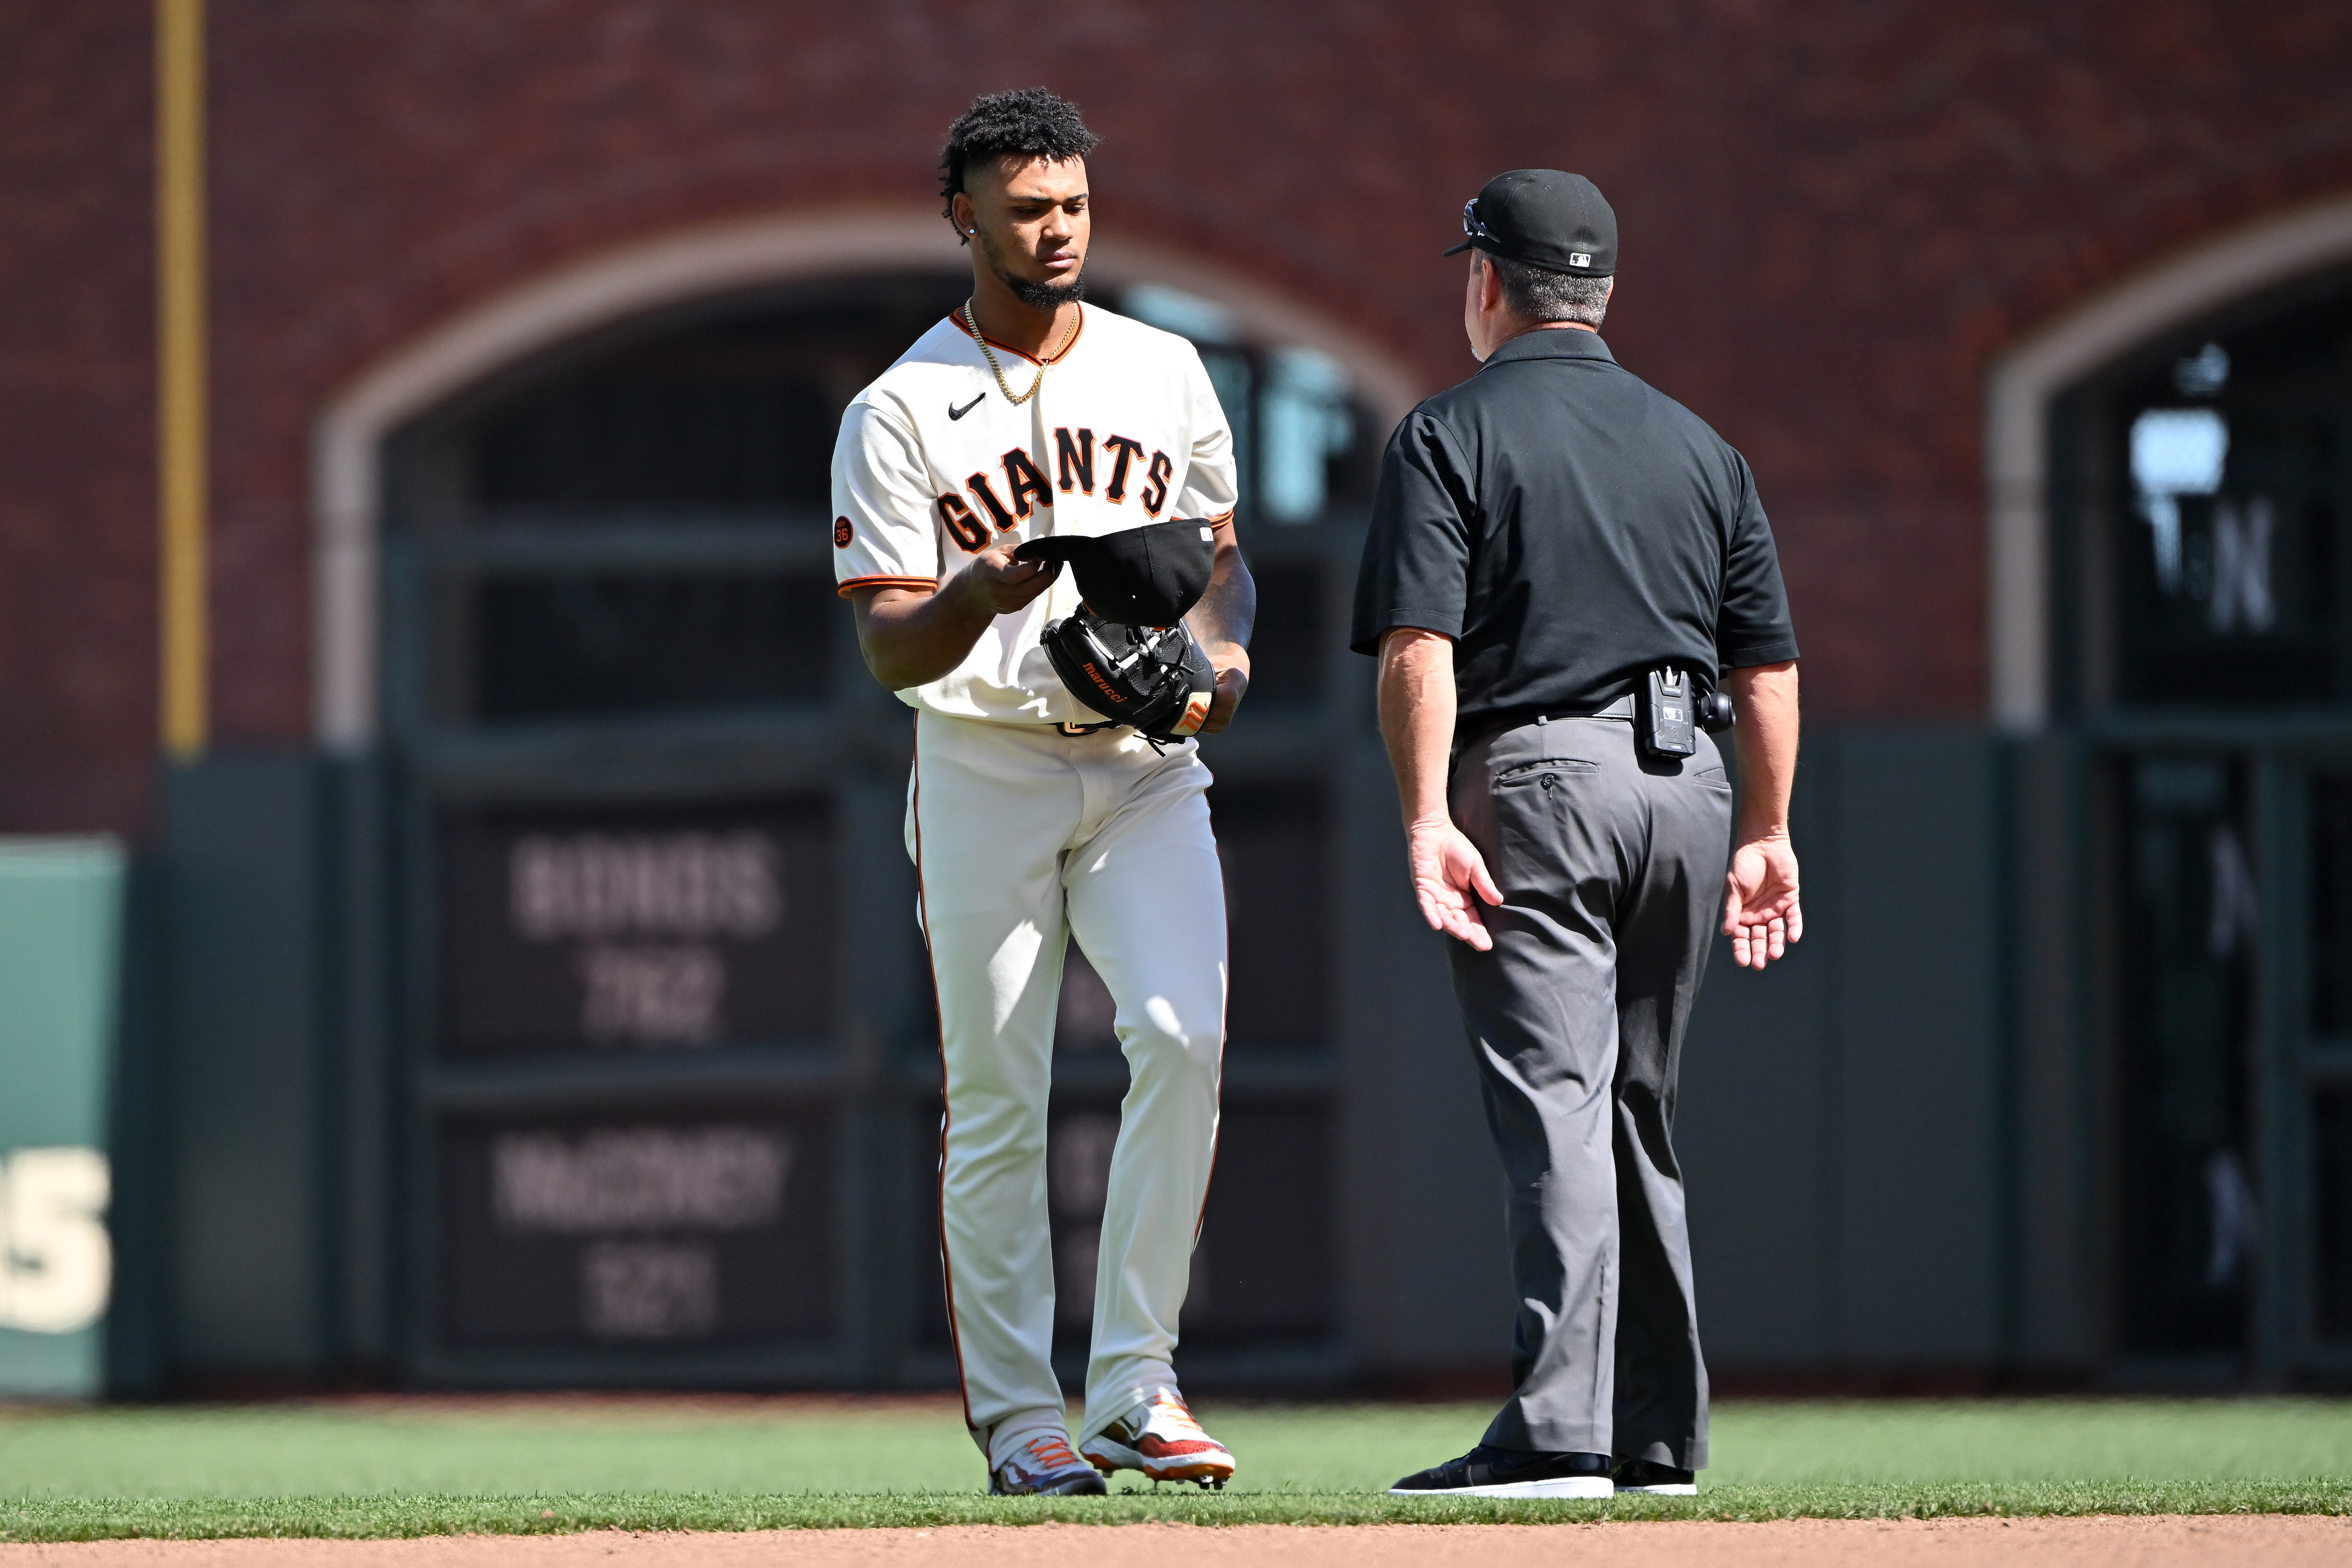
[1350,328,1798,742]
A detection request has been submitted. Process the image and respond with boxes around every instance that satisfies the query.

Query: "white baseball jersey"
[831,305,1238,723]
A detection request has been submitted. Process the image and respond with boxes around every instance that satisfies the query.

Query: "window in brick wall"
[2060,268,2352,711]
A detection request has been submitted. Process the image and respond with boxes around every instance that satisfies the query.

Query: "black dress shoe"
[1612,1457,1697,1495]
[1389,1445,1614,1497]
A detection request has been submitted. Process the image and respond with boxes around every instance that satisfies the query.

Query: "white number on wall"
[0,1147,112,1333]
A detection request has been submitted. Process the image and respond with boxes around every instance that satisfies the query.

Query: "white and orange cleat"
[1080,1389,1236,1490]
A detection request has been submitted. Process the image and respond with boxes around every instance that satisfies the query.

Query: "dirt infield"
[6,1518,2352,1567]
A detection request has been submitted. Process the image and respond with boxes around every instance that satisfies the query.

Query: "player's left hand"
[1198,653,1250,735]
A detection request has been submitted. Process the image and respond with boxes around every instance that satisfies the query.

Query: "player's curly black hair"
[938,88,1099,243]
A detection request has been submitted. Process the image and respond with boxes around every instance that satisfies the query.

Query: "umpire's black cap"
[1444,169,1617,277]
[1014,518,1217,626]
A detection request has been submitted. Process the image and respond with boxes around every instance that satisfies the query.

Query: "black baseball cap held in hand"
[1444,169,1616,277]
[1014,518,1217,626]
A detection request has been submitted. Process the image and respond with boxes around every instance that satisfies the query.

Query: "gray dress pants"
[1448,712,1732,1471]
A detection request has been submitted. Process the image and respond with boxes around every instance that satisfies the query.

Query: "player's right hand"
[1406,817,1504,950]
[960,539,1060,615]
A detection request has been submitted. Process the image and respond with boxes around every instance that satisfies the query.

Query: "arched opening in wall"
[373,266,1379,1385]
[2043,262,2352,1375]
[383,275,966,726]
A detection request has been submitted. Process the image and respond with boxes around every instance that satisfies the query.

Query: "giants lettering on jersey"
[936,430,1174,552]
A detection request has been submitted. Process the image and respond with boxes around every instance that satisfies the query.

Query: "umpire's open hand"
[1722,831,1802,969]
[1407,818,1504,951]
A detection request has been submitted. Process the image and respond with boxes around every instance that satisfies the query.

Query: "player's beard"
[977,227,1085,310]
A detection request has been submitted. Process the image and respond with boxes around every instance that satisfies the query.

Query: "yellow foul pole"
[157,0,207,759]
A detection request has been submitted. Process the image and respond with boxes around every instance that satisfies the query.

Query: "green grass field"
[2,1397,2349,1541]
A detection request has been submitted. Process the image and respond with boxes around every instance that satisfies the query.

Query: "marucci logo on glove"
[1080,659,1128,705]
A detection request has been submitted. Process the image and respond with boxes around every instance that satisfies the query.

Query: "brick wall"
[8,0,2352,832]
[0,2,156,832]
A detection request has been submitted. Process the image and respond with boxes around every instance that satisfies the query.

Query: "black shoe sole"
[990,1471,1108,1497]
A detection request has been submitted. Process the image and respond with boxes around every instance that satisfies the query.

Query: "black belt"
[1454,696,1635,772]
[1537,695,1635,722]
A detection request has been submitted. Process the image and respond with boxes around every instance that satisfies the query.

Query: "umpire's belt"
[1550,694,1635,721]
[1495,692,1638,737]
[1455,694,1634,773]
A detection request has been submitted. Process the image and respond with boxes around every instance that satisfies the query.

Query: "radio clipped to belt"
[1636,666,1735,760]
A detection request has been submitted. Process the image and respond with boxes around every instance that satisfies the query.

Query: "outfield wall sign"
[427,800,841,1359]
[437,802,837,1056]
[0,839,124,1397]
[438,1112,835,1348]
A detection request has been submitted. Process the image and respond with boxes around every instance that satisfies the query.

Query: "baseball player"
[830,88,1253,1496]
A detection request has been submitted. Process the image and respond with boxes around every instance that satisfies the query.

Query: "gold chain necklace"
[961,300,1079,407]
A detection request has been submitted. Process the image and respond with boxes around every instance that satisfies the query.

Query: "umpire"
[1354,170,1803,1498]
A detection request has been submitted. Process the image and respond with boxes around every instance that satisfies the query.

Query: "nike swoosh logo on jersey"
[949,392,986,421]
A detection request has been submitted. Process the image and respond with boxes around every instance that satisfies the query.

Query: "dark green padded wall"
[1677,730,2008,1371]
[160,753,336,1379]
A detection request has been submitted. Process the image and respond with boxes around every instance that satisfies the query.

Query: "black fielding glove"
[1041,608,1216,741]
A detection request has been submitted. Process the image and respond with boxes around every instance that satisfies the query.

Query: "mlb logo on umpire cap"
[1443,169,1617,277]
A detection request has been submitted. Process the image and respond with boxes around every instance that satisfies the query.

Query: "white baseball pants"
[908,710,1226,1457]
